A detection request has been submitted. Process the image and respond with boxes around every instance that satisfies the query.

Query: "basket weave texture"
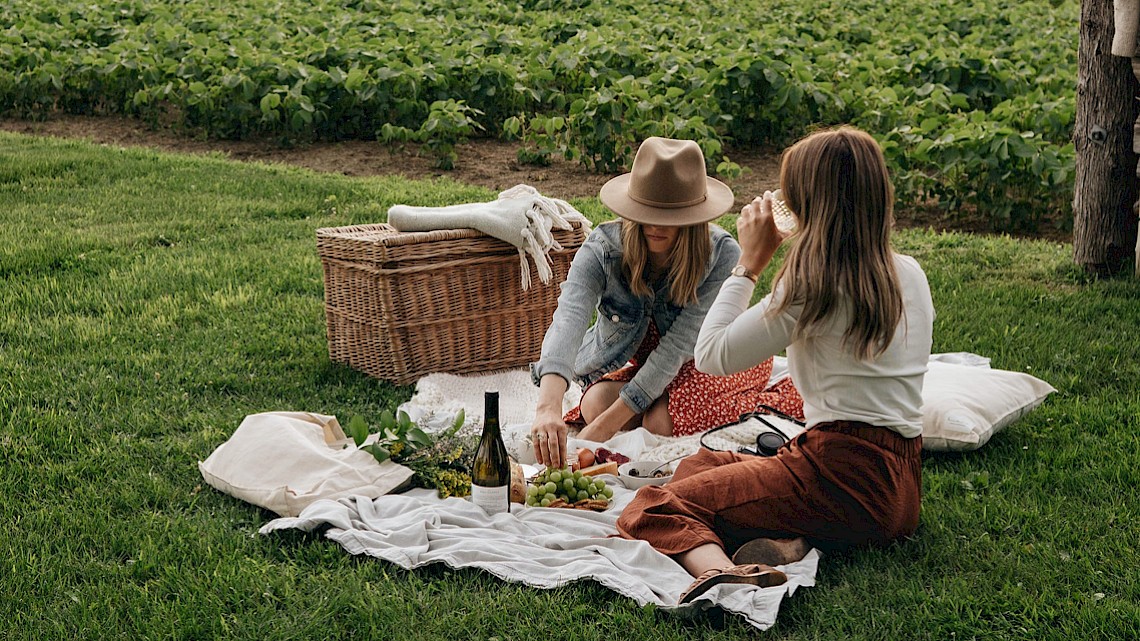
[317,222,586,385]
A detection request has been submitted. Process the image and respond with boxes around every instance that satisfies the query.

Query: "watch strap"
[732,264,759,283]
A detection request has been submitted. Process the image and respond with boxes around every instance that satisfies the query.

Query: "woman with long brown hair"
[529,137,783,469]
[617,127,935,605]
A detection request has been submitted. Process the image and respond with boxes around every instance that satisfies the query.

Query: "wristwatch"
[731,264,759,283]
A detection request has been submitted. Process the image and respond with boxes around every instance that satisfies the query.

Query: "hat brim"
[599,174,735,227]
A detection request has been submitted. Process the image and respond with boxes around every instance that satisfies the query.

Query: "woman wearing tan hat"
[529,137,782,470]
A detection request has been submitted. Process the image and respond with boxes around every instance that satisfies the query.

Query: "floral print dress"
[564,321,804,436]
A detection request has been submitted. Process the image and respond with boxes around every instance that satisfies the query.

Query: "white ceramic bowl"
[520,464,540,481]
[618,460,674,489]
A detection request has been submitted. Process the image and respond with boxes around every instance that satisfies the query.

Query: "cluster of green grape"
[525,467,614,507]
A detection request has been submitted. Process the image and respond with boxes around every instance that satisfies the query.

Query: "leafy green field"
[2,133,1137,640]
[1,0,1077,230]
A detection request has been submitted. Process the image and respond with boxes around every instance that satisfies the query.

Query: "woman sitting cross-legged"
[528,137,783,470]
[617,127,935,605]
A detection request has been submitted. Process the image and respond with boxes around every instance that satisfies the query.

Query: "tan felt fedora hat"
[599,137,734,227]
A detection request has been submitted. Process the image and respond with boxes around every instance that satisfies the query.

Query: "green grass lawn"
[2,132,1137,640]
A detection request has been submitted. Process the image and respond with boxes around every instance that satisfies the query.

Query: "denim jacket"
[530,221,742,414]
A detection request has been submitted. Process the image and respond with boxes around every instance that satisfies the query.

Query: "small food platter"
[519,463,540,481]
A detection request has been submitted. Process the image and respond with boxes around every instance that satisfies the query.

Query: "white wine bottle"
[470,391,510,515]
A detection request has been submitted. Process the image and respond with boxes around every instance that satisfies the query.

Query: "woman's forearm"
[696,278,792,375]
[536,374,569,416]
[578,396,637,443]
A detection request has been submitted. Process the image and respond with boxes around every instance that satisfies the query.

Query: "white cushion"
[921,362,1056,451]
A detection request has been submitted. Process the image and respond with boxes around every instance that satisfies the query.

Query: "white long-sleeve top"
[696,254,935,438]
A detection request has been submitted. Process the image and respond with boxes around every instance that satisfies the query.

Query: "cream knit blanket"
[387,184,592,290]
[395,369,779,465]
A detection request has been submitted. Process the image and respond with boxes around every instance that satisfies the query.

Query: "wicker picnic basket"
[317,222,587,385]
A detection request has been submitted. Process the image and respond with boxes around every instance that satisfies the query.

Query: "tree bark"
[1134,60,1140,276]
[1074,0,1139,276]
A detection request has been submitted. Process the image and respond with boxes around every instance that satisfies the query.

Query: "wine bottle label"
[470,484,509,515]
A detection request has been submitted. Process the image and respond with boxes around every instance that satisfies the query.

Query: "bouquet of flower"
[343,409,479,499]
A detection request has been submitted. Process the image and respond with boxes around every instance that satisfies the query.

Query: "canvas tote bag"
[199,411,414,517]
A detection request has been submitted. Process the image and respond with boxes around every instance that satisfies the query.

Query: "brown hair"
[618,219,711,306]
[770,126,903,359]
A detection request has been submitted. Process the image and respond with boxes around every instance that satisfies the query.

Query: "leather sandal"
[677,563,788,605]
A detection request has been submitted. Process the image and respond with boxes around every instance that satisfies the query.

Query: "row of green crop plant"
[0,0,1078,230]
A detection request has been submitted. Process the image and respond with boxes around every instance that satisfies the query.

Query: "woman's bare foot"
[731,537,811,567]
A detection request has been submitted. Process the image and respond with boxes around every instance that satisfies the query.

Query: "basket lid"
[316,222,585,266]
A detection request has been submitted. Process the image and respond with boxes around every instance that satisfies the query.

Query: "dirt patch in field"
[0,114,780,206]
[0,114,1068,241]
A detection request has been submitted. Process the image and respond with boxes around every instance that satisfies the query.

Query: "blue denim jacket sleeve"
[530,228,607,387]
[618,230,742,413]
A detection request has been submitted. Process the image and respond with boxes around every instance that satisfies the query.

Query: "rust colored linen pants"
[616,421,922,556]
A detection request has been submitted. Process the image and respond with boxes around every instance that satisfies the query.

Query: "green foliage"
[507,113,565,167]
[882,111,1075,234]
[562,77,739,177]
[0,0,1078,229]
[346,408,474,498]
[379,99,485,169]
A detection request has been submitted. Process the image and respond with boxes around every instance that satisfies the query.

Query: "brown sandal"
[677,563,788,605]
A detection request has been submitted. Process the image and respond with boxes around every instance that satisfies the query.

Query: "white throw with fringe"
[387,184,592,290]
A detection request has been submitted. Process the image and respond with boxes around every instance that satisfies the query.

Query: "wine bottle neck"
[481,420,500,439]
[483,392,500,437]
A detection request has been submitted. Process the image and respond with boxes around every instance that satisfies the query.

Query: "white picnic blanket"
[259,352,1023,630]
[260,485,819,631]
[260,416,817,630]
[396,361,794,464]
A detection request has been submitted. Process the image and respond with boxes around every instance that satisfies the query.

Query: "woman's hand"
[531,408,570,469]
[737,191,792,274]
[533,374,571,468]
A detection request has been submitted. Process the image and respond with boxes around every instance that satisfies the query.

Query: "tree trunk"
[1134,60,1140,276]
[1074,0,1139,277]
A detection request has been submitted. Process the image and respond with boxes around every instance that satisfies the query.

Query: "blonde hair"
[617,219,711,306]
[770,126,903,360]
